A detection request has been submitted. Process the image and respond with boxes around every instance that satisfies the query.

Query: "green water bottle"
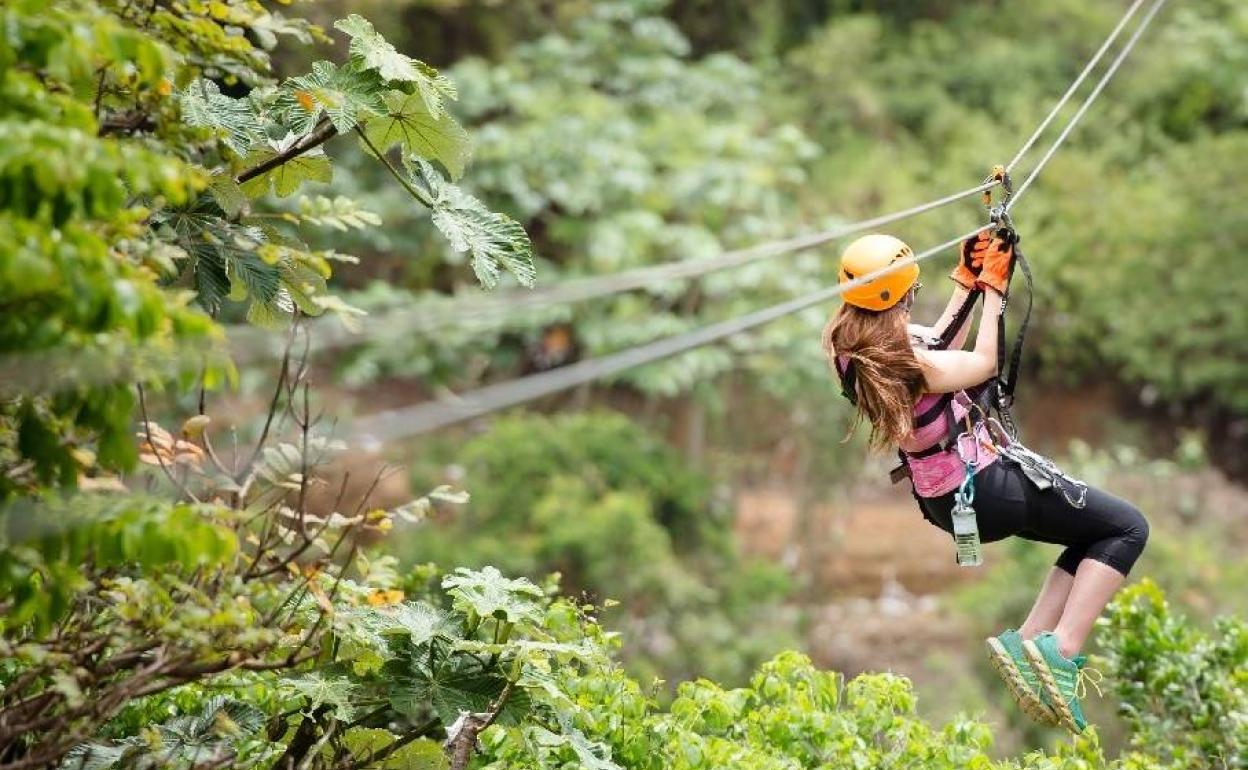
[952,463,983,567]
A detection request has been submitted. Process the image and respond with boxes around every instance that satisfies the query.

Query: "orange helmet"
[837,234,920,311]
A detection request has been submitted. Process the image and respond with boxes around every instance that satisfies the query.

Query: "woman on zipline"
[822,230,1148,733]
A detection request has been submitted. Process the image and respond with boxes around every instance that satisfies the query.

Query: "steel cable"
[345,0,1169,443]
[1005,0,1148,173]
[1008,0,1169,208]
[226,179,999,362]
[347,227,982,443]
[272,0,1153,353]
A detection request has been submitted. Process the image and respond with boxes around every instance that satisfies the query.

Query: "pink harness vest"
[836,355,998,498]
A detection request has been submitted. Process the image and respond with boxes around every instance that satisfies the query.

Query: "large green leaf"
[274,60,387,135]
[228,253,282,305]
[361,92,470,180]
[284,672,362,721]
[376,602,456,646]
[333,14,456,117]
[392,667,531,727]
[408,160,536,289]
[441,566,543,625]
[341,729,448,770]
[239,135,333,199]
[178,79,266,156]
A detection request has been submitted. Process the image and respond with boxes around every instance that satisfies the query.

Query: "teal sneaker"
[985,630,1059,727]
[1023,632,1101,733]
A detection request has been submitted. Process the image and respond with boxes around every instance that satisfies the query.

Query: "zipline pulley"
[983,164,1015,229]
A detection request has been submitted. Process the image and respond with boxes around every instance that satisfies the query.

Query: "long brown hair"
[822,302,924,449]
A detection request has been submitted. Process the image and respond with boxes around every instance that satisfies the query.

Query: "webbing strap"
[935,288,982,351]
[991,236,1034,436]
[1002,247,1034,402]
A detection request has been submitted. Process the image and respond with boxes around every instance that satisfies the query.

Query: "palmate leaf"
[58,744,126,770]
[273,60,386,135]
[284,671,362,721]
[229,252,282,305]
[341,730,448,770]
[392,668,532,726]
[179,79,267,156]
[278,258,328,316]
[193,249,231,313]
[334,14,457,117]
[375,602,455,646]
[441,566,544,624]
[529,720,621,770]
[240,134,333,199]
[361,92,470,180]
[407,160,536,290]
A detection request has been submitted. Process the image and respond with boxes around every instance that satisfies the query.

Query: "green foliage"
[398,412,797,687]
[62,696,266,770]
[0,0,534,498]
[0,495,237,636]
[479,645,1161,770]
[1100,580,1247,770]
[332,0,827,398]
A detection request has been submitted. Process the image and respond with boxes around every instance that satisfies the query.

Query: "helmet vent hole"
[880,290,891,302]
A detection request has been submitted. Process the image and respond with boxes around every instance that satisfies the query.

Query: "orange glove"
[951,229,991,289]
[975,228,1017,294]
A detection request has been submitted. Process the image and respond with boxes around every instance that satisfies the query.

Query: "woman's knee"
[1099,504,1149,575]
[1122,505,1149,553]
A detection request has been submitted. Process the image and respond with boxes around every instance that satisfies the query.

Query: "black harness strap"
[991,235,1034,436]
[1002,246,1034,403]
[936,288,982,351]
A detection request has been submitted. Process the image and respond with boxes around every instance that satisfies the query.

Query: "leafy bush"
[399,411,798,686]
[1100,580,1247,770]
[0,0,535,500]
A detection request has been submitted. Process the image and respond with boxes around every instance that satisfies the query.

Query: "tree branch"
[136,383,200,503]
[236,120,338,185]
[444,678,517,770]
[355,127,435,208]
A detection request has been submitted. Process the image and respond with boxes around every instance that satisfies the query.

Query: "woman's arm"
[928,285,975,350]
[914,288,1003,393]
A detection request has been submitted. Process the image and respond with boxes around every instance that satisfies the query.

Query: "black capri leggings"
[916,460,1149,576]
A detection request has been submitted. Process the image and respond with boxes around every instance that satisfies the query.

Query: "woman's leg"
[1052,559,1127,658]
[1018,566,1075,640]
[1020,482,1149,657]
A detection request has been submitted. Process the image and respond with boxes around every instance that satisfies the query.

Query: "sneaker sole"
[1022,639,1083,734]
[984,637,1060,727]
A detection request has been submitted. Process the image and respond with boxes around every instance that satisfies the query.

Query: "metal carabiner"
[982,164,1015,230]
[955,460,977,507]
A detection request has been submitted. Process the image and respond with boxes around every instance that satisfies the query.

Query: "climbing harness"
[832,164,1089,569]
[983,418,1089,508]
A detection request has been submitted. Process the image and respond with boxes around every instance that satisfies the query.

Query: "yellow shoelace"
[1075,666,1104,699]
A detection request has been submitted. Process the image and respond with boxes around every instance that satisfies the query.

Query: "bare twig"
[239,319,298,483]
[136,383,200,503]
